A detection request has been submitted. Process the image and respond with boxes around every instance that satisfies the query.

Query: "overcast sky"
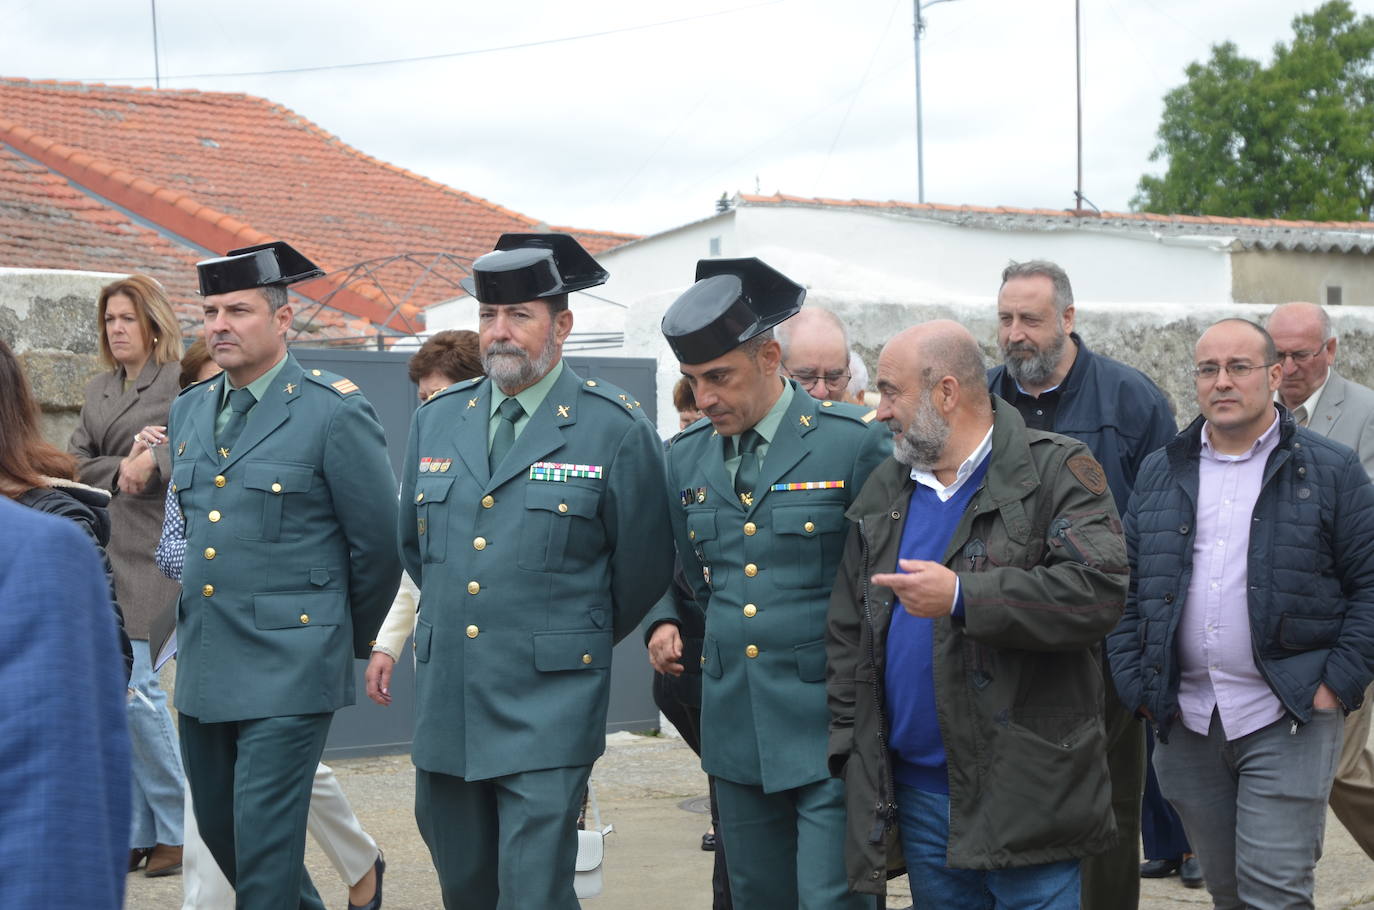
[7,0,1372,237]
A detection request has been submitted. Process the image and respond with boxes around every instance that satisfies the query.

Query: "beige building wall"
[1231,249,1374,307]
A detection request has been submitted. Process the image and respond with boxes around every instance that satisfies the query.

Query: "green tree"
[1132,1,1374,221]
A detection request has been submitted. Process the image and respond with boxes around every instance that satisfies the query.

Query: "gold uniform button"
[744,563,758,577]
[586,380,598,387]
[689,530,696,540]
[271,482,282,494]
[208,510,221,523]
[415,492,424,503]
[822,400,834,407]
[481,495,495,509]
[204,547,216,560]
[700,655,707,666]
[745,644,759,659]
[299,614,310,624]
[311,369,322,376]
[743,603,757,617]
[467,581,480,595]
[582,653,593,665]
[202,584,214,597]
[557,503,568,514]
[473,537,487,550]
[466,624,479,639]
[804,521,815,533]
[744,522,757,536]
[214,474,226,487]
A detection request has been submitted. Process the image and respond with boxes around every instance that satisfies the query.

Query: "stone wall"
[1,269,118,447]
[627,291,1374,439]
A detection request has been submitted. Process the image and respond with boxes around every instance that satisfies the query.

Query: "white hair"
[847,350,868,398]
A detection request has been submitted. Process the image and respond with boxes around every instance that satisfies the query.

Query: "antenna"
[1074,0,1084,212]
[150,0,162,89]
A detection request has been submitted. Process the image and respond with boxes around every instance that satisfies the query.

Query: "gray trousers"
[1153,709,1343,910]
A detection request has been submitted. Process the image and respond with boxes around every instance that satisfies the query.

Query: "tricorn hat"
[196,241,324,297]
[661,258,805,364]
[459,233,609,305]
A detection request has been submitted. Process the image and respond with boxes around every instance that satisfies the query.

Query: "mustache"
[1003,341,1039,356]
[485,342,528,359]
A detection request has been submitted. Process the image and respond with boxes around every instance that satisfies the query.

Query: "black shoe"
[700,831,717,852]
[347,853,385,910]
[1140,857,1181,878]
[1180,854,1203,888]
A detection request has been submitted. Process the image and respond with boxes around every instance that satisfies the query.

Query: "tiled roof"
[0,143,373,343]
[736,193,1374,254]
[0,77,638,329]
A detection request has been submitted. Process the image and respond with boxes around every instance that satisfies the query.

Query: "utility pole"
[914,0,959,204]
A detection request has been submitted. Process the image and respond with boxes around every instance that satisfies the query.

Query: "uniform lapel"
[702,432,737,511]
[450,379,493,488]
[748,391,817,515]
[218,356,301,470]
[487,366,581,491]
[195,376,223,462]
[102,362,150,439]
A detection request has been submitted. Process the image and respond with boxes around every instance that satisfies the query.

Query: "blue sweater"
[885,459,987,793]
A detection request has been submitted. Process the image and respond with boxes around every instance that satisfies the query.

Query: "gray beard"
[483,331,557,395]
[891,393,949,470]
[1002,329,1067,388]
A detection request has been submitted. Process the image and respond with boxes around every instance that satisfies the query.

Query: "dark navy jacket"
[1107,408,1374,740]
[989,334,1176,511]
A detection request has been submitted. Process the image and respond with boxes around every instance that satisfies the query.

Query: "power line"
[813,0,903,192]
[83,1,786,83]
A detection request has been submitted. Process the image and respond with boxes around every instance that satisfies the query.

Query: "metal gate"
[291,348,661,759]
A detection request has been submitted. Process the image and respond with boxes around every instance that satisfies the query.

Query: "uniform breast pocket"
[414,478,455,564]
[518,483,601,571]
[684,509,724,587]
[771,501,849,590]
[239,461,315,542]
[170,461,196,534]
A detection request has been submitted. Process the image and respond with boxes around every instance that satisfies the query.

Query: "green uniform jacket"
[826,397,1127,894]
[647,383,891,793]
[168,354,402,723]
[398,365,674,781]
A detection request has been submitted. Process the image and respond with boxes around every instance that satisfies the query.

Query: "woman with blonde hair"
[70,274,187,878]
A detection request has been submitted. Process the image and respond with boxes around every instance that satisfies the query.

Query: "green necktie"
[734,429,762,507]
[489,397,525,471]
[216,387,256,458]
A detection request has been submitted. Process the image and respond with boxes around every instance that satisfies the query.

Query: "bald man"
[1268,301,1374,860]
[826,321,1127,908]
[776,306,852,401]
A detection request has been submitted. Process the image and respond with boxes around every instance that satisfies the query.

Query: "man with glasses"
[1267,301,1374,861]
[776,306,853,402]
[1108,317,1374,909]
[988,259,1178,906]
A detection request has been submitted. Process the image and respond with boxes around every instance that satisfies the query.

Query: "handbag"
[574,782,613,899]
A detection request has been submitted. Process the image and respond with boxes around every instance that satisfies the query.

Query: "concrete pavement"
[125,732,1374,909]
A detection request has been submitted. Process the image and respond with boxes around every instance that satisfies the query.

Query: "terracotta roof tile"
[0,77,640,326]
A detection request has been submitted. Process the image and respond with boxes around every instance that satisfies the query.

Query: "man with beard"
[646,258,890,909]
[987,260,1179,904]
[827,321,1127,908]
[398,233,673,909]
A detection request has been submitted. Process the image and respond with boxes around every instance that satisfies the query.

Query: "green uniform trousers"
[714,776,875,910]
[180,712,332,910]
[1080,700,1145,910]
[415,764,592,910]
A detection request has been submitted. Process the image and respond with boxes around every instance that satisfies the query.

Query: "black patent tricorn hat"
[661,258,805,364]
[196,241,325,296]
[459,232,609,305]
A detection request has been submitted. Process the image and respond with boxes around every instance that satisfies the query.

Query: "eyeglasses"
[1192,362,1275,381]
[784,364,851,391]
[1275,349,1321,365]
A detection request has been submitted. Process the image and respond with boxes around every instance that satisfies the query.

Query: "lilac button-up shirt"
[1177,408,1285,739]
